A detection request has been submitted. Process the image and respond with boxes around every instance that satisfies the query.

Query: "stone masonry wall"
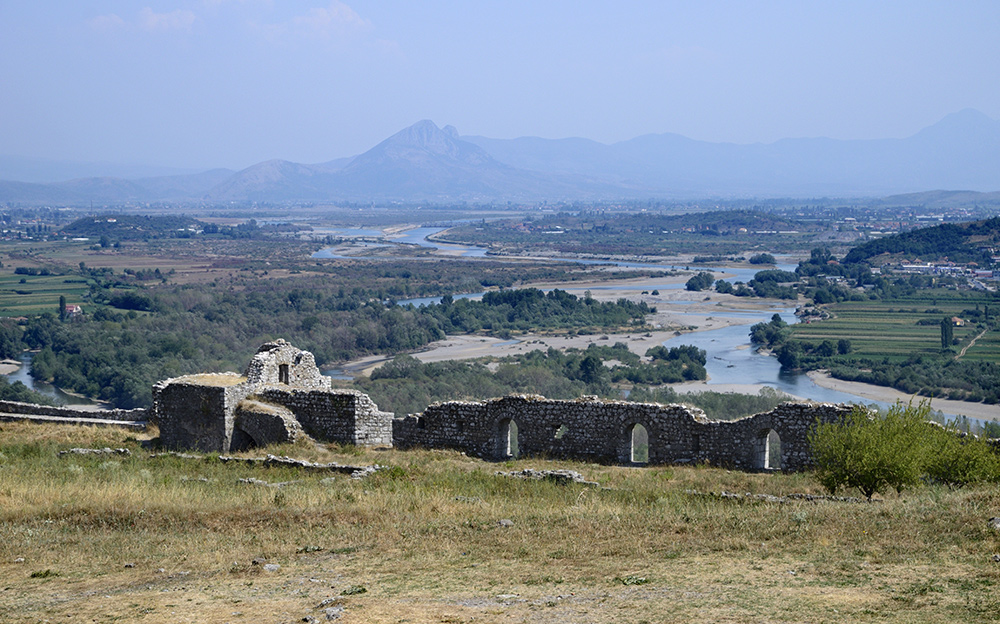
[153,380,246,453]
[256,388,393,446]
[244,339,330,390]
[0,399,147,423]
[394,395,852,471]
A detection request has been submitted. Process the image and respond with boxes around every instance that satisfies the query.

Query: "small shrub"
[342,585,367,595]
[616,575,649,586]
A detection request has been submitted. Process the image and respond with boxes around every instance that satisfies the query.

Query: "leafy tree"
[809,402,932,500]
[924,426,1000,488]
[749,314,788,348]
[940,316,954,350]
[685,272,715,292]
[749,253,776,265]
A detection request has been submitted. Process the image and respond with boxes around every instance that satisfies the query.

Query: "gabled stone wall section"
[244,340,329,390]
[393,395,852,471]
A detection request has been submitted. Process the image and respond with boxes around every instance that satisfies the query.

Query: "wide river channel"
[315,227,902,410]
[0,227,954,415]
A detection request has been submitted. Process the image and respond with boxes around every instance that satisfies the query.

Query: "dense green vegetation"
[439,210,827,256]
[61,215,205,240]
[0,376,54,405]
[354,341,706,416]
[810,402,1000,499]
[12,267,655,407]
[626,386,792,420]
[59,214,301,242]
[842,216,1000,265]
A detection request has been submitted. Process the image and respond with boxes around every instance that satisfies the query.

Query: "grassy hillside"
[843,217,1000,265]
[2,422,999,623]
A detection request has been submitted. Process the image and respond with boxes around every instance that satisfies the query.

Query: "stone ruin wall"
[256,387,393,447]
[98,338,859,470]
[394,395,853,471]
[153,378,245,452]
[0,399,147,423]
[152,340,394,452]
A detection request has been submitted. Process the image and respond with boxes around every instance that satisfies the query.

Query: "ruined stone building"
[148,340,853,471]
[393,395,851,471]
[152,340,392,452]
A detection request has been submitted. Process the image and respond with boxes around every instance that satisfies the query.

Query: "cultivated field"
[1,422,999,623]
[793,296,989,361]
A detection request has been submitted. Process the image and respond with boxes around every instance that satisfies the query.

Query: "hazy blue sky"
[2,1,997,170]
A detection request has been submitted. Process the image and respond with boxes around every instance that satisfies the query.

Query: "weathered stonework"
[394,394,853,471]
[153,340,393,452]
[0,399,146,423]
[150,339,854,471]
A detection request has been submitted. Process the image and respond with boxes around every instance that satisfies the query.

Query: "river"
[3,230,969,416]
[5,352,100,406]
[313,229,970,413]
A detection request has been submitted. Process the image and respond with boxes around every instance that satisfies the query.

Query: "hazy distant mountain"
[875,190,1000,210]
[1,110,999,204]
[206,120,626,201]
[0,168,235,204]
[464,108,1000,196]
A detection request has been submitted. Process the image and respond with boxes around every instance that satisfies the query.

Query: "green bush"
[809,402,934,499]
[809,401,1000,499]
[924,426,1000,488]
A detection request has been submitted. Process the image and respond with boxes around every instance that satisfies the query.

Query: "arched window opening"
[630,423,649,464]
[499,418,519,459]
[754,429,782,470]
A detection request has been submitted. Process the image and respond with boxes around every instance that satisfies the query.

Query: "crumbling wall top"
[243,339,330,390]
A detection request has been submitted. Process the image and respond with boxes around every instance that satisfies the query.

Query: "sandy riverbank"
[0,359,19,375]
[807,370,1000,422]
[339,272,791,376]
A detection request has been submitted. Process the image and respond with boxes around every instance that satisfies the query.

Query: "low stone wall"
[394,395,852,471]
[256,388,393,446]
[0,399,147,423]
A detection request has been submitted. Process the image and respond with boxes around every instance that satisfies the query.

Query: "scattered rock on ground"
[58,447,131,457]
[238,477,302,488]
[495,468,599,487]
[218,454,386,479]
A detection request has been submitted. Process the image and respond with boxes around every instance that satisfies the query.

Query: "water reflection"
[4,352,98,406]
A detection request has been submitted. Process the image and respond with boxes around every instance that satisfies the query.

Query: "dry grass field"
[2,421,1000,623]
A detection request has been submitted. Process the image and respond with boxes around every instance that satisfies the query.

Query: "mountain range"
[2,110,999,204]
